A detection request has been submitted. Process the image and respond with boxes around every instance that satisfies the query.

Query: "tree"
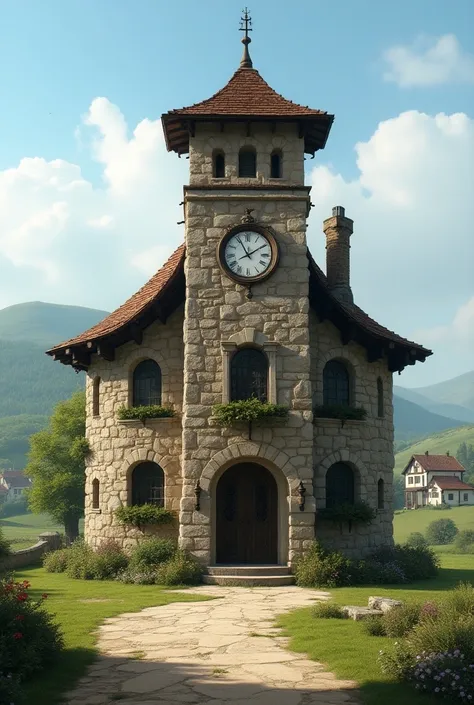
[26,391,88,543]
[425,518,458,546]
[457,442,474,483]
[406,532,428,548]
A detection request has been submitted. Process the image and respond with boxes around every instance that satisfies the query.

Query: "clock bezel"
[217,223,280,285]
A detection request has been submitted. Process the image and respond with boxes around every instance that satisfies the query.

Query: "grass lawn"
[14,566,209,705]
[278,552,474,705]
[393,505,474,543]
[0,513,84,549]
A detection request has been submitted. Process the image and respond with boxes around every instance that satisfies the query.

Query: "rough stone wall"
[84,307,184,550]
[189,122,304,186]
[309,310,394,557]
[181,125,315,565]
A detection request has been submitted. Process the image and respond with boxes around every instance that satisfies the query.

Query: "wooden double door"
[216,463,278,564]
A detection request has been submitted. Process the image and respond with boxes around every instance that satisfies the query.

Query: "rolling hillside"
[395,370,474,424]
[393,425,474,476]
[393,395,464,441]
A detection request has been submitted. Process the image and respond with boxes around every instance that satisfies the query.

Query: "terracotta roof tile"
[167,67,328,118]
[48,244,185,352]
[431,476,474,491]
[412,454,465,472]
[48,242,431,368]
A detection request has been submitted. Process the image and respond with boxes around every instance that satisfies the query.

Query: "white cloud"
[0,98,187,311]
[307,109,474,385]
[414,297,474,346]
[383,34,474,87]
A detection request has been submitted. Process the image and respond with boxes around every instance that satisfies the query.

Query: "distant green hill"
[0,415,49,468]
[393,425,474,476]
[393,395,464,441]
[395,370,474,424]
[0,301,109,347]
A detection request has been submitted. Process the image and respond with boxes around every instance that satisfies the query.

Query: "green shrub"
[0,671,23,704]
[0,527,11,560]
[408,613,474,661]
[155,550,203,586]
[363,616,386,636]
[90,540,128,579]
[378,641,416,680]
[0,497,29,518]
[405,532,428,548]
[369,544,439,581]
[312,602,346,619]
[43,548,70,573]
[382,603,422,638]
[116,567,157,585]
[64,540,95,580]
[129,538,176,570]
[0,577,63,684]
[425,517,458,545]
[319,501,376,531]
[117,405,175,421]
[453,529,474,553]
[212,398,289,426]
[294,542,352,588]
[115,504,175,529]
[439,581,474,617]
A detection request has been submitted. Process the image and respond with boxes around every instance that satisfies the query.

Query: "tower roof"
[162,66,333,156]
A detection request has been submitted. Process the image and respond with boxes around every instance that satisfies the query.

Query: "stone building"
[48,22,431,578]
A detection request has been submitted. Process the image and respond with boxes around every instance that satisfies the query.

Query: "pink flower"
[13,632,23,639]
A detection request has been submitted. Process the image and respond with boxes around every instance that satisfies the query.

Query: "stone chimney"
[323,206,354,304]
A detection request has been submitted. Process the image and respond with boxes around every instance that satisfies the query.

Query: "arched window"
[377,377,384,418]
[326,462,355,508]
[323,360,350,406]
[230,348,268,402]
[131,462,164,506]
[378,478,385,510]
[92,478,100,509]
[239,147,256,177]
[213,151,225,178]
[270,150,282,178]
[133,359,162,407]
[92,376,101,416]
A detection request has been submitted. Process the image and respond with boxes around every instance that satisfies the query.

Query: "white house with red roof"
[402,452,474,508]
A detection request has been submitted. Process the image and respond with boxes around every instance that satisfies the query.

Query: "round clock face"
[218,226,279,284]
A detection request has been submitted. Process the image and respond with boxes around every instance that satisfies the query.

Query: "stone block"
[342,606,382,621]
[368,597,403,612]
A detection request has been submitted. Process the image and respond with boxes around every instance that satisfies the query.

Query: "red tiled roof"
[47,245,185,352]
[412,454,465,472]
[167,67,328,118]
[1,472,31,488]
[47,242,431,371]
[161,67,334,155]
[431,476,474,491]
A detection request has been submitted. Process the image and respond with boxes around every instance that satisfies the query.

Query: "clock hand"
[236,236,251,258]
[246,244,268,257]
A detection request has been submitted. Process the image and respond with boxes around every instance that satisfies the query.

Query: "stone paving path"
[66,586,359,705]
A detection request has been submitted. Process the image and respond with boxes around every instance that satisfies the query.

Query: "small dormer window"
[213,151,225,178]
[270,150,282,178]
[239,147,256,177]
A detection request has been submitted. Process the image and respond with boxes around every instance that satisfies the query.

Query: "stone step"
[203,574,295,587]
[206,565,291,577]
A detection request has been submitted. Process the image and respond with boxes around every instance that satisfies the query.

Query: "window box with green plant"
[313,404,367,426]
[319,500,376,532]
[117,405,176,425]
[115,504,175,531]
[212,398,289,439]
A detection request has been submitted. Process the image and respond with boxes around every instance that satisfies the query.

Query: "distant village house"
[403,452,474,508]
[0,470,32,503]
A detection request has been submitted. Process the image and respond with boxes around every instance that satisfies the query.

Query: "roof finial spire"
[239,8,253,68]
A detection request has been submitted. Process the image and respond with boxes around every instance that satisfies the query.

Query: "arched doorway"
[216,463,278,564]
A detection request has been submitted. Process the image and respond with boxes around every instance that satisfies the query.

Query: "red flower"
[14,614,25,621]
[13,632,23,639]
[42,593,48,599]
[17,593,28,602]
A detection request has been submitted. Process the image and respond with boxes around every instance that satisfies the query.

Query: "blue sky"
[0,0,473,387]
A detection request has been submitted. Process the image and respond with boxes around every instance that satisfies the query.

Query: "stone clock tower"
[161,13,334,566]
[48,12,431,580]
